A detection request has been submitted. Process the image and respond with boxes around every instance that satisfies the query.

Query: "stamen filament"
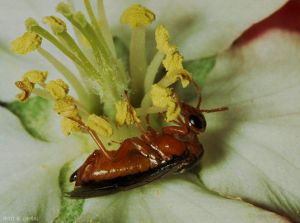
[84,0,115,58]
[32,88,52,100]
[96,0,116,57]
[144,51,165,92]
[130,26,147,105]
[33,87,90,117]
[57,31,98,75]
[59,10,109,63]
[37,47,93,111]
[29,25,97,77]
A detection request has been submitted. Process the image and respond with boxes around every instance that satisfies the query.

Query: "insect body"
[69,102,227,198]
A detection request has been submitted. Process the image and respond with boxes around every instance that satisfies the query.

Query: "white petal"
[0,0,62,43]
[200,30,300,221]
[103,0,287,59]
[0,107,81,222]
[77,176,289,223]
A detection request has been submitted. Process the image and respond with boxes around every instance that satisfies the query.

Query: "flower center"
[11,1,197,149]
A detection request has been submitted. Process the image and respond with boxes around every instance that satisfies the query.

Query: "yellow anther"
[54,95,79,118]
[155,25,176,54]
[56,2,73,17]
[150,84,180,121]
[115,100,140,126]
[15,79,34,101]
[25,18,39,31]
[166,69,192,88]
[61,117,81,136]
[11,32,42,55]
[45,79,69,100]
[163,52,183,72]
[165,100,181,122]
[43,16,67,34]
[87,114,113,137]
[121,4,155,28]
[151,84,173,108]
[73,11,88,28]
[22,70,48,84]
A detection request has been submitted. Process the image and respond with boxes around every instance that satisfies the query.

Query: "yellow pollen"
[11,32,42,55]
[115,100,140,126]
[165,100,181,122]
[166,69,192,88]
[61,117,81,136]
[155,25,176,54]
[87,114,113,137]
[15,79,34,101]
[54,95,79,118]
[121,4,155,28]
[150,84,180,122]
[22,70,48,84]
[45,79,69,100]
[163,52,183,72]
[43,16,67,34]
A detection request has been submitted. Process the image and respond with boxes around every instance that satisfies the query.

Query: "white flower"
[1,0,299,222]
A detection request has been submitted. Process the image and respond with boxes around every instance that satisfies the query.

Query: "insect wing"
[67,155,187,198]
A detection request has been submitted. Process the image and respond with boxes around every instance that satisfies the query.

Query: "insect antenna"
[189,79,228,113]
[200,107,228,113]
[189,79,202,109]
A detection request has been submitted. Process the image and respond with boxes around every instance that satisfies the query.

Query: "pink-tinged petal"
[103,0,287,59]
[200,30,300,222]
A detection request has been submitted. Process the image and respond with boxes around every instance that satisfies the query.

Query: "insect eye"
[188,114,206,131]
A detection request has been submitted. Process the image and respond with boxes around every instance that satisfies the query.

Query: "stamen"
[57,3,126,114]
[15,79,34,101]
[154,25,192,88]
[32,88,52,100]
[120,4,155,28]
[96,0,116,57]
[121,4,155,105]
[61,117,81,136]
[45,79,69,100]
[163,52,183,72]
[86,114,113,137]
[54,95,79,118]
[25,18,96,77]
[42,16,66,34]
[41,16,99,80]
[150,84,180,121]
[37,48,93,111]
[11,32,42,55]
[84,0,116,57]
[115,100,140,126]
[158,69,192,88]
[155,25,176,54]
[22,70,48,85]
[144,51,165,93]
[57,3,109,61]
